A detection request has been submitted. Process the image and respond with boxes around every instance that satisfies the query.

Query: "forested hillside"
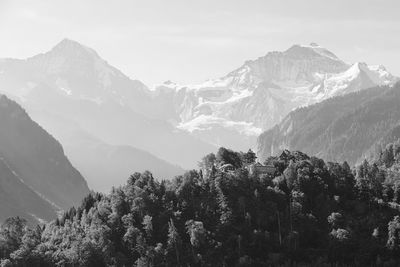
[1,144,400,266]
[258,82,400,166]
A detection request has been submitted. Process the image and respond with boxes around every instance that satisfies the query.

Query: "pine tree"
[167,219,181,266]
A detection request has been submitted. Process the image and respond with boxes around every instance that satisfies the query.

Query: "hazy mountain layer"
[27,109,184,192]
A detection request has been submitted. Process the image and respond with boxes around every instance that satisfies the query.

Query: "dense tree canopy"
[1,141,400,266]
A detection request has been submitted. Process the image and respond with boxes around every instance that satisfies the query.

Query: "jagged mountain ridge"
[257,82,400,165]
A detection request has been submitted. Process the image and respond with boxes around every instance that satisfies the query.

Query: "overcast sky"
[1,0,399,85]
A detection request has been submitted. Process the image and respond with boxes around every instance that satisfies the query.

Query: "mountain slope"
[257,82,400,165]
[0,94,89,213]
[0,157,56,224]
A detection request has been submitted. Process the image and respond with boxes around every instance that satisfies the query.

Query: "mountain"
[0,95,89,223]
[0,39,396,173]
[257,82,400,165]
[153,43,397,151]
[0,39,215,171]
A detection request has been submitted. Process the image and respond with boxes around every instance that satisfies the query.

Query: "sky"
[0,0,399,86]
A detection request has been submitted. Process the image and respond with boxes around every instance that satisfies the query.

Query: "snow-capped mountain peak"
[288,43,341,61]
[220,43,350,90]
[153,43,398,152]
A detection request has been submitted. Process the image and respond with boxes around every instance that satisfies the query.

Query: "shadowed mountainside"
[0,95,89,222]
[258,82,400,165]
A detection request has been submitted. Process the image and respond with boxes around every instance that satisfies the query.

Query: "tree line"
[1,143,400,266]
